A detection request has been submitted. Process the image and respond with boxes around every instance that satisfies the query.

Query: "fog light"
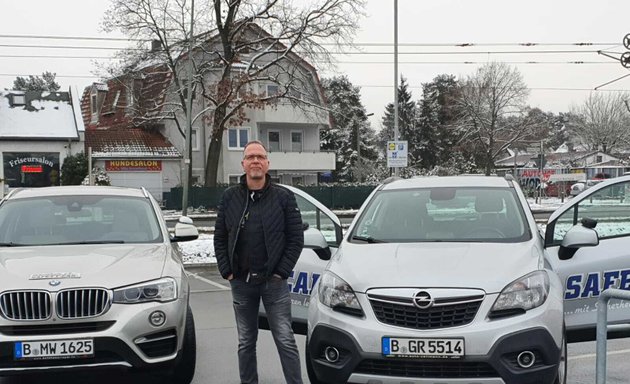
[517,351,535,368]
[324,346,340,363]
[149,310,166,327]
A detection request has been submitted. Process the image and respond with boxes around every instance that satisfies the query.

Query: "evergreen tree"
[61,152,88,185]
[322,76,378,182]
[13,71,60,92]
[416,74,460,169]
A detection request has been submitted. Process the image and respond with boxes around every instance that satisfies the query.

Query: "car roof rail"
[140,187,150,198]
[504,174,515,181]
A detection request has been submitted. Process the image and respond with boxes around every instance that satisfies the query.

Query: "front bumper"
[0,299,187,374]
[308,324,561,384]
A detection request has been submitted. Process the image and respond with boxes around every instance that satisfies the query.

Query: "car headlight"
[113,277,177,304]
[490,271,549,318]
[318,271,363,317]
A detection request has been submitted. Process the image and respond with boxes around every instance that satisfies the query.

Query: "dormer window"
[11,94,25,106]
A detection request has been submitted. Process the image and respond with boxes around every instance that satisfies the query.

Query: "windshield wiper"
[351,235,387,243]
[0,242,24,247]
[58,240,126,245]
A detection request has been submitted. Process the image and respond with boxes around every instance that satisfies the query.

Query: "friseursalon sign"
[2,152,60,187]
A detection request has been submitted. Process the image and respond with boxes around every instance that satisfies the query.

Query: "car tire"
[305,338,332,384]
[169,306,197,384]
[554,326,567,384]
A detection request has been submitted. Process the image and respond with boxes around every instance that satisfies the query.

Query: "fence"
[163,185,376,210]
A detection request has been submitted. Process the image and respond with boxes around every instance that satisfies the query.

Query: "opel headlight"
[113,277,177,304]
[490,271,549,318]
[318,271,363,317]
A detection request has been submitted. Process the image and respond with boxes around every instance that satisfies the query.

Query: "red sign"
[105,160,162,172]
[21,165,43,173]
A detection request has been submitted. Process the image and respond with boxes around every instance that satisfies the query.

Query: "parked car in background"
[288,174,630,384]
[0,186,199,383]
[569,179,602,196]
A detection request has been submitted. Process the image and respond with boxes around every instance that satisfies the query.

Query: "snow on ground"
[174,198,566,266]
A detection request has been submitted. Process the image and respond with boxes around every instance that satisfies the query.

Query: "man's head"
[242,140,270,185]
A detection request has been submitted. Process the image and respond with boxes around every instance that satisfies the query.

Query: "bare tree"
[102,0,365,186]
[569,92,630,153]
[455,62,544,175]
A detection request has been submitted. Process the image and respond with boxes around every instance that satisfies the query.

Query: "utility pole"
[393,0,399,177]
[182,0,195,216]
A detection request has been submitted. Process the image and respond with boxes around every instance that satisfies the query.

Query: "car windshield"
[351,187,531,243]
[0,195,163,246]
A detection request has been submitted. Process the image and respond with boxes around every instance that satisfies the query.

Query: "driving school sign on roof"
[105,160,162,172]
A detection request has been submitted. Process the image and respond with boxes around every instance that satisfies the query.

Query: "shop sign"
[2,152,60,187]
[105,160,162,172]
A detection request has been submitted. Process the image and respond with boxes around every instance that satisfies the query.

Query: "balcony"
[268,151,335,171]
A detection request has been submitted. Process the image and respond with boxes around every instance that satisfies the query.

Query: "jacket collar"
[239,173,271,192]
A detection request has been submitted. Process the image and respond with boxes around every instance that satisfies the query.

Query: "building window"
[291,131,303,152]
[91,94,97,114]
[228,127,250,149]
[192,129,199,151]
[11,95,25,106]
[292,176,303,185]
[596,155,603,163]
[228,175,240,185]
[268,131,281,152]
[266,84,279,97]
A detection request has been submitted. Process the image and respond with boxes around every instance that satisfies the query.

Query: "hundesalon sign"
[105,160,162,172]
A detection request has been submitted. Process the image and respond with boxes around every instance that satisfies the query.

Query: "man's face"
[242,143,270,180]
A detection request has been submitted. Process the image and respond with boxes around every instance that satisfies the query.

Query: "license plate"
[382,337,464,358]
[15,339,94,360]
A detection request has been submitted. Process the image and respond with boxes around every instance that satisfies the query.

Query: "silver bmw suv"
[306,176,567,384]
[0,186,198,382]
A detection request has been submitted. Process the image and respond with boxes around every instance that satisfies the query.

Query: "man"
[214,140,304,384]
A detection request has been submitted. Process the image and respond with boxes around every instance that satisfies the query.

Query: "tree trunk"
[205,136,222,187]
[204,105,228,187]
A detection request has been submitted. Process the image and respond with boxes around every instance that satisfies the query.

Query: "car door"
[545,175,630,339]
[259,185,342,333]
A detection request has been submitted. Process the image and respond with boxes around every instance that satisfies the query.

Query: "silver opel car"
[0,186,198,382]
[306,175,569,384]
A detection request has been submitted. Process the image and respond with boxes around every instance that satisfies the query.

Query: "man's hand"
[227,274,234,281]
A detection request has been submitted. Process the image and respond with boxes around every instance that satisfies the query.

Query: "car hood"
[0,244,169,289]
[329,241,540,294]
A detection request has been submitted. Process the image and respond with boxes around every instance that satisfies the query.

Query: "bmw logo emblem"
[49,280,61,287]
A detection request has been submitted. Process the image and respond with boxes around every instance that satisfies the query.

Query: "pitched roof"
[0,90,82,140]
[81,65,173,130]
[85,128,181,158]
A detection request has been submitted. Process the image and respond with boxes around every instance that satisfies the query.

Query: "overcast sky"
[2,0,630,130]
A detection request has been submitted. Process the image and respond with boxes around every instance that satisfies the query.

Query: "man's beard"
[249,170,264,180]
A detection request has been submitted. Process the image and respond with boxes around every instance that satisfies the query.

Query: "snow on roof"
[0,90,80,139]
[86,128,181,158]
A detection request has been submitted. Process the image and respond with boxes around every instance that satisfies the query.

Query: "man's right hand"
[227,274,234,281]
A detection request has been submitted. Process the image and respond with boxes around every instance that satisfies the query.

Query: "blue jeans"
[230,278,303,384]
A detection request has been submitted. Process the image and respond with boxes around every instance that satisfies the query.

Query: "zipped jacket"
[214,174,304,280]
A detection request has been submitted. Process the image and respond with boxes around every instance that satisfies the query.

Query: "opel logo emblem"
[413,291,433,309]
[49,280,61,287]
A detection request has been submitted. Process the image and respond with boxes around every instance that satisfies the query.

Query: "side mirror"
[304,227,331,260]
[558,221,599,260]
[172,216,199,242]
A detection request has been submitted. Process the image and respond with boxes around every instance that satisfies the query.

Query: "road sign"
[387,141,408,168]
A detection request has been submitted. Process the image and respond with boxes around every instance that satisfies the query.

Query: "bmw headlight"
[490,271,549,317]
[318,271,363,317]
[113,277,177,304]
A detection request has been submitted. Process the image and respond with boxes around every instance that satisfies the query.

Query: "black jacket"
[214,175,304,280]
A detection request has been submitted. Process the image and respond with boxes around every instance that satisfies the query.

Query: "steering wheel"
[465,227,506,238]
